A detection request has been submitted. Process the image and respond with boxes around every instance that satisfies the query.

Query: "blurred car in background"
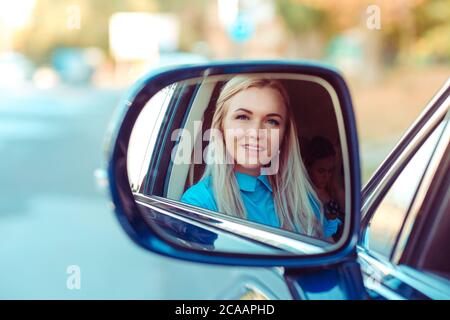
[51,47,103,85]
[0,52,35,86]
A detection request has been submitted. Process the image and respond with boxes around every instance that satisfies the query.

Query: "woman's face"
[221,86,287,176]
[309,156,335,189]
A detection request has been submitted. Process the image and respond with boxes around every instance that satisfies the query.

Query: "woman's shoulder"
[180,176,217,211]
[183,176,212,194]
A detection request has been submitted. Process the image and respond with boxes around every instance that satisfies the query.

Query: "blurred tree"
[17,0,157,64]
[274,0,329,58]
[410,0,450,63]
[276,0,326,34]
[275,0,449,65]
[14,0,450,65]
[153,0,208,52]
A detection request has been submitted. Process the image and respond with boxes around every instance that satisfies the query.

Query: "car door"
[358,81,449,299]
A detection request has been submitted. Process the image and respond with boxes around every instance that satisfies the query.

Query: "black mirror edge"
[106,60,361,268]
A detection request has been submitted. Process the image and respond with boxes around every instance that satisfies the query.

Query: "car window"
[165,75,348,243]
[363,120,445,259]
[128,83,177,191]
[127,73,351,253]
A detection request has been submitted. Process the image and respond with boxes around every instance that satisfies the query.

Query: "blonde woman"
[181,75,341,240]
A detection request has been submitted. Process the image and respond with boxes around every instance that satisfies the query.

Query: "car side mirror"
[106,61,361,267]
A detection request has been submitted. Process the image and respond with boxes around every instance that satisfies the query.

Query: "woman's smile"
[241,143,266,160]
[242,143,265,151]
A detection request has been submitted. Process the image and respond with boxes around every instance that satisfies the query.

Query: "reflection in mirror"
[128,73,348,255]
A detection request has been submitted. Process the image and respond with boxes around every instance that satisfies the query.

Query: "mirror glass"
[127,73,349,255]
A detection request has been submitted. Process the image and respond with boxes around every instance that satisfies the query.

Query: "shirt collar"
[235,171,273,192]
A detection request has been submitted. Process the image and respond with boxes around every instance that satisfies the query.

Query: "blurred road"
[0,85,290,299]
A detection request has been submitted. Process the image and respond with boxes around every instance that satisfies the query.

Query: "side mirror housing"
[106,61,361,267]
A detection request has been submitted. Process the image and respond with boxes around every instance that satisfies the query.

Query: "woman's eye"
[236,114,249,120]
[267,119,280,126]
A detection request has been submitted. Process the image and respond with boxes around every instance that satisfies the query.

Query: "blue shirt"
[180,172,341,238]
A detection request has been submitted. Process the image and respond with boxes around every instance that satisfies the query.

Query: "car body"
[0,52,35,86]
[106,61,449,300]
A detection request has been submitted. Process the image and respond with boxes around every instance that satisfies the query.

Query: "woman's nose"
[246,120,266,136]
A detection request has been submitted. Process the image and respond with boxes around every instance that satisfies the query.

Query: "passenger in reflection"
[181,76,341,241]
[305,136,345,242]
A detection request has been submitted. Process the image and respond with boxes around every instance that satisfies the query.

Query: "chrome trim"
[358,250,406,300]
[396,265,450,299]
[363,279,405,300]
[358,246,450,300]
[239,285,271,300]
[137,200,279,253]
[135,193,328,255]
[392,105,450,264]
[361,86,449,219]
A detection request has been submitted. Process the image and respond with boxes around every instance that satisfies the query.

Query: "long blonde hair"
[202,75,324,238]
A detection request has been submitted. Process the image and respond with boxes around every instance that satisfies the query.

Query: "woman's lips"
[242,144,266,152]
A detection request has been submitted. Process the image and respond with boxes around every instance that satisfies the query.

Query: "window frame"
[140,81,200,195]
[357,84,449,300]
[396,111,450,273]
[361,117,446,260]
[129,83,177,192]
